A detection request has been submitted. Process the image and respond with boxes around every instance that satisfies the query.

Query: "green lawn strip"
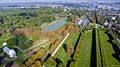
[73,33,83,67]
[96,29,102,67]
[44,43,51,52]
[69,32,83,67]
[99,29,120,67]
[64,32,80,46]
[53,32,79,66]
[98,29,107,67]
[75,30,92,67]
[54,46,71,66]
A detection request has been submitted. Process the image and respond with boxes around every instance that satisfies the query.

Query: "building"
[2,42,17,58]
[76,20,89,27]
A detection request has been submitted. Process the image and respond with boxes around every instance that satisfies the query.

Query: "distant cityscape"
[0,2,120,18]
[0,2,120,11]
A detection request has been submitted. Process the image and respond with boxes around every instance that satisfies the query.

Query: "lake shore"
[48,18,65,26]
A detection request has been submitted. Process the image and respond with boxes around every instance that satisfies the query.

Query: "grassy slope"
[64,32,80,46]
[54,46,71,66]
[99,29,120,67]
[54,32,79,66]
[75,30,92,67]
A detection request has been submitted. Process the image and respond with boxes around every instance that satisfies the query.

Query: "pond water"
[42,19,67,32]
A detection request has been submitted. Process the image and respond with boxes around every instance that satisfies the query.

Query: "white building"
[112,17,116,20]
[2,42,17,58]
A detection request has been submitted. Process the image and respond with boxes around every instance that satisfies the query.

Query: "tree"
[62,30,68,36]
[67,15,72,22]
[50,40,60,54]
[0,17,4,24]
[66,44,74,56]
[45,58,56,67]
[71,16,77,23]
[25,48,45,66]
[31,61,42,67]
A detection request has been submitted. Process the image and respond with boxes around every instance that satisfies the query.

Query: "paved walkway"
[51,33,70,57]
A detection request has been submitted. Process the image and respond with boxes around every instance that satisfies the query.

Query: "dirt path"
[14,39,49,53]
[23,39,49,52]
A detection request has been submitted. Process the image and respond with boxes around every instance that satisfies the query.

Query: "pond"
[42,19,67,32]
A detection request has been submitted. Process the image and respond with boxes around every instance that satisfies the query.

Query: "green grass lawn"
[44,43,50,52]
[74,30,92,67]
[54,46,71,66]
[99,29,120,67]
[54,32,80,66]
[64,32,80,46]
[96,29,102,67]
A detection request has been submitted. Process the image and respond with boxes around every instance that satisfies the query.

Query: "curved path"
[14,39,49,53]
[24,39,49,52]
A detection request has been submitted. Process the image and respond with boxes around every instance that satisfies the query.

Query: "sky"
[0,0,119,3]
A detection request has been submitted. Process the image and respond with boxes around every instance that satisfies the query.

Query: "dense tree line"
[0,8,67,30]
